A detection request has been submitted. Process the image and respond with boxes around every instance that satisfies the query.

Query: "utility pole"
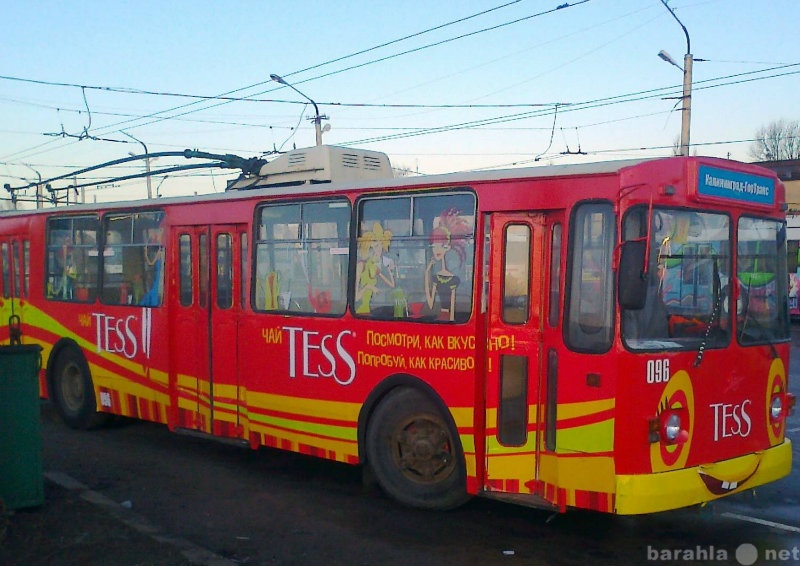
[659,0,693,157]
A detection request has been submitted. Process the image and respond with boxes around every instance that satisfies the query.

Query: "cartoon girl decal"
[425,208,470,321]
[355,222,395,314]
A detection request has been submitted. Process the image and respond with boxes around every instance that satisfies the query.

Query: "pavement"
[0,471,235,566]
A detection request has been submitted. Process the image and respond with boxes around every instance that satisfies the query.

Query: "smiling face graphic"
[698,454,761,495]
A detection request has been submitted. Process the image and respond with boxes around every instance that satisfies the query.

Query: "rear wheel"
[51,348,107,429]
[366,387,469,510]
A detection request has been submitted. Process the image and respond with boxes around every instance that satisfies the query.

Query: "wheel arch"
[357,373,464,467]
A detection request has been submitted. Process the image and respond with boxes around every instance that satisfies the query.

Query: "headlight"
[770,395,783,421]
[664,413,681,441]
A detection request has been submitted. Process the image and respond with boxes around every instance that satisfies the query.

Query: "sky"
[1,0,798,205]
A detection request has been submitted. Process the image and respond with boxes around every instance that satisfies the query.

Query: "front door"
[170,224,245,435]
[484,213,546,495]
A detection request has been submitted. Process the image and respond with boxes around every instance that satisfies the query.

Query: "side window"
[565,203,615,352]
[179,234,193,306]
[199,233,208,308]
[548,224,562,327]
[502,224,531,324]
[102,211,164,306]
[46,215,99,302]
[12,241,21,299]
[1,242,10,298]
[23,240,30,298]
[356,191,476,322]
[240,233,248,309]
[216,233,233,309]
[254,200,349,315]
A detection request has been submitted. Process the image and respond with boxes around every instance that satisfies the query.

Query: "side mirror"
[618,240,648,310]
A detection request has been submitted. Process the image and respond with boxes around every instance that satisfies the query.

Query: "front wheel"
[51,347,107,429]
[365,387,470,510]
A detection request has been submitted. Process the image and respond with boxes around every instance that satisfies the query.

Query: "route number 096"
[646,359,670,383]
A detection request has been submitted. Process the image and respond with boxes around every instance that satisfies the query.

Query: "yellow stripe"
[246,391,361,422]
[556,418,615,454]
[558,398,615,419]
[248,411,357,442]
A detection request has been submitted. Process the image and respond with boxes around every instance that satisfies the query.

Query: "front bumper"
[614,439,792,515]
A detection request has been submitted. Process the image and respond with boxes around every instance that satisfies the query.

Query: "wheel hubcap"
[392,416,456,484]
[60,363,85,413]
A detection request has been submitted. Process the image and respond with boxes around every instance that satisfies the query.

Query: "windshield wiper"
[693,257,722,367]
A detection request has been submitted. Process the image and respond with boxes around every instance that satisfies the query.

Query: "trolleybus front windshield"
[622,208,731,351]
[622,208,789,351]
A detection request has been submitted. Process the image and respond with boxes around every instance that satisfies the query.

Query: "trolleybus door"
[484,213,546,495]
[0,236,27,343]
[171,224,244,436]
[208,225,246,437]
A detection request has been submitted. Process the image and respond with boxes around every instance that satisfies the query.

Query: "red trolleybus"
[0,147,794,514]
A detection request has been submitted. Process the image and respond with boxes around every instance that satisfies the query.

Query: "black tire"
[365,387,470,510]
[51,347,107,430]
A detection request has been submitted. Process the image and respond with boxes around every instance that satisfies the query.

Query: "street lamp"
[122,131,153,199]
[270,73,327,146]
[659,0,693,157]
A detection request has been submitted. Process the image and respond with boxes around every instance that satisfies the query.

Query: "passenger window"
[254,200,349,315]
[1,242,11,298]
[199,234,208,308]
[179,234,193,306]
[356,192,476,322]
[216,233,233,309]
[548,224,562,327]
[23,240,30,298]
[240,233,248,309]
[46,215,100,302]
[565,203,615,352]
[502,224,531,324]
[102,211,164,306]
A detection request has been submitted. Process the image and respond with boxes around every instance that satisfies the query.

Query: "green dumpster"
[0,344,44,510]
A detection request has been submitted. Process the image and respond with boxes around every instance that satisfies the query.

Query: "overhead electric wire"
[2,62,796,169]
[0,0,591,164]
[338,65,800,146]
[3,60,796,134]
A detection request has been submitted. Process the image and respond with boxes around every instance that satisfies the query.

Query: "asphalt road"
[16,330,800,565]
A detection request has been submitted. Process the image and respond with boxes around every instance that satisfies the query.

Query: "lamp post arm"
[122,131,153,198]
[660,0,690,54]
[270,74,324,146]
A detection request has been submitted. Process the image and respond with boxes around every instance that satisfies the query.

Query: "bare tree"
[749,119,800,161]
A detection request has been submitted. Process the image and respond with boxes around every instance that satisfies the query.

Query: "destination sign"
[697,165,775,206]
